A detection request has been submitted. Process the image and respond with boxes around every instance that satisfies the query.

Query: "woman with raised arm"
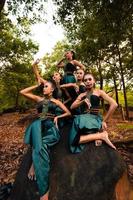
[20,80,71,200]
[32,60,64,101]
[57,50,85,85]
[57,51,86,107]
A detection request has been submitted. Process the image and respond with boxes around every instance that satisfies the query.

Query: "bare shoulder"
[37,97,44,102]
[80,82,85,86]
[73,59,79,64]
[51,98,61,105]
[96,89,106,96]
[92,89,101,96]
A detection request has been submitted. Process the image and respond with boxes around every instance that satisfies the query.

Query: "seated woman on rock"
[69,73,117,153]
[20,79,71,200]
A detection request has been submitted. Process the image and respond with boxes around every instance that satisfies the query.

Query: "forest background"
[0,0,133,120]
[0,0,133,189]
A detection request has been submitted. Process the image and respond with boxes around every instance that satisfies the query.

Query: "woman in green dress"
[60,68,86,95]
[69,73,117,152]
[57,51,86,107]
[20,80,71,200]
[57,50,85,84]
[60,68,86,114]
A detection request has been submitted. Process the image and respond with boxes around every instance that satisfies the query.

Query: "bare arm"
[57,59,65,68]
[99,90,118,122]
[73,60,86,70]
[52,99,71,119]
[20,85,42,102]
[52,98,71,128]
[32,59,41,82]
[70,92,87,109]
[56,100,71,118]
[60,83,76,89]
[62,88,72,105]
[32,60,47,85]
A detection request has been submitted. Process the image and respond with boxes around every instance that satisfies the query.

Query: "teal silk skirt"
[69,113,102,153]
[62,74,76,84]
[24,118,60,196]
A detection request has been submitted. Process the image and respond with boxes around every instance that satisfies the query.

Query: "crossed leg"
[79,130,116,150]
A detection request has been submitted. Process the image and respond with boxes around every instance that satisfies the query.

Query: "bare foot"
[100,131,116,150]
[28,164,36,181]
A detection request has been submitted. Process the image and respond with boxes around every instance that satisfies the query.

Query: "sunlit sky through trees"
[31,0,64,59]
[7,0,64,60]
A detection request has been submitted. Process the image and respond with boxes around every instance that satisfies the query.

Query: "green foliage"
[0,13,39,112]
[42,40,71,78]
[54,0,132,72]
[1,0,48,23]
[116,123,133,130]
[119,91,133,107]
[54,0,133,116]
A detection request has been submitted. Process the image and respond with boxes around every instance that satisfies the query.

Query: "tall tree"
[0,0,47,23]
[0,13,38,111]
[54,0,133,119]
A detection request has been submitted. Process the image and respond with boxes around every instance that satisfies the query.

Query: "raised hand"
[33,58,40,65]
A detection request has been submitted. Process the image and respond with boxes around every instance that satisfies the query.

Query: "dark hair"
[47,79,56,89]
[36,79,56,94]
[36,83,44,95]
[48,79,62,99]
[71,50,76,60]
[52,71,62,78]
[83,73,95,81]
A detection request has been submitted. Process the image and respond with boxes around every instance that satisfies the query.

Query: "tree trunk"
[112,72,119,106]
[97,59,104,110]
[97,59,103,90]
[116,44,129,120]
[15,90,19,110]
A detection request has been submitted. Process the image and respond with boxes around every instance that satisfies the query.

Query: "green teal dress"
[62,62,76,84]
[62,63,86,109]
[69,94,103,153]
[24,100,62,196]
